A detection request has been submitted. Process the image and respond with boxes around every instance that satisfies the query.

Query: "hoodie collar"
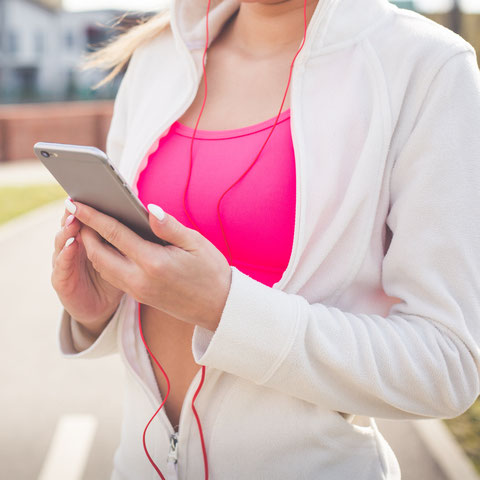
[169,0,395,58]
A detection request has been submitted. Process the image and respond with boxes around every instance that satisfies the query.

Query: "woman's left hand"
[65,199,232,332]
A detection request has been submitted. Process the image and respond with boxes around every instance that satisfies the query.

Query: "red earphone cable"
[138,303,208,480]
[138,304,209,479]
[139,0,308,477]
[182,0,212,235]
[183,0,308,265]
[138,303,170,480]
[191,365,209,479]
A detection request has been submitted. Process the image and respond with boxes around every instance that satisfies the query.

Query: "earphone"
[139,0,309,478]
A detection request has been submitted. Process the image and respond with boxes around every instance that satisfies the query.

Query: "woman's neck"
[220,0,320,58]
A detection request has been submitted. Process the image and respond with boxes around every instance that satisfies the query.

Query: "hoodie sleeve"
[191,49,480,420]
[57,297,125,358]
[57,52,136,359]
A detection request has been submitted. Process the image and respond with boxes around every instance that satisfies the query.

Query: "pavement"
[0,160,478,480]
[0,159,58,185]
[0,198,123,480]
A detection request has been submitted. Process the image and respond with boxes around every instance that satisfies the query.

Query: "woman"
[52,0,480,478]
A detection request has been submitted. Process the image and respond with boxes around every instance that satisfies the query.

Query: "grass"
[0,184,67,226]
[443,397,480,473]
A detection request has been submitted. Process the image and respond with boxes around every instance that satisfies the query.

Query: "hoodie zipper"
[163,367,204,478]
[122,311,208,479]
[167,432,179,464]
[166,432,179,478]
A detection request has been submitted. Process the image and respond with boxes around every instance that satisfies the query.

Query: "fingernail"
[65,215,75,227]
[65,237,75,248]
[148,204,166,222]
[65,198,77,215]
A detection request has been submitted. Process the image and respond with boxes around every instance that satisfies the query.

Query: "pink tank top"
[135,108,296,287]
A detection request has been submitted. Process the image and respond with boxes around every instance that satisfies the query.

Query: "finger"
[65,198,147,265]
[147,203,200,251]
[80,225,134,291]
[52,234,79,279]
[54,215,81,256]
[60,209,69,228]
[60,199,75,227]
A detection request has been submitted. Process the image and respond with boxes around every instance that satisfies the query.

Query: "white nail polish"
[148,204,165,222]
[65,237,75,248]
[65,198,77,215]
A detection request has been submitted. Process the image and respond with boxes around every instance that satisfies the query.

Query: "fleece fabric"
[57,0,480,478]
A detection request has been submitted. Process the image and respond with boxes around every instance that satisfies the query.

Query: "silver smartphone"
[33,142,169,246]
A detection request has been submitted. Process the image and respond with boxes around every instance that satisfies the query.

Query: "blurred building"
[0,0,145,104]
[0,0,476,105]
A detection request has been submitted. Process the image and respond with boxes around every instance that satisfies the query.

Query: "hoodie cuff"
[192,266,300,384]
[70,317,102,352]
[57,296,125,358]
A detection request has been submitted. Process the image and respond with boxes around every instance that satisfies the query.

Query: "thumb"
[147,204,197,250]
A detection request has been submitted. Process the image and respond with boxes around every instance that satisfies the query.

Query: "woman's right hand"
[51,204,125,337]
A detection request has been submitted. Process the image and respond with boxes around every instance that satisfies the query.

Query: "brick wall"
[0,101,114,163]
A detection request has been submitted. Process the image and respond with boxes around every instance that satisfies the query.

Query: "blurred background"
[0,1,479,480]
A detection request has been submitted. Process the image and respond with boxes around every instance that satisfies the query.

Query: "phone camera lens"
[40,151,50,158]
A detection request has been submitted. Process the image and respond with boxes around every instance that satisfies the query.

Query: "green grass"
[443,397,480,473]
[0,184,67,225]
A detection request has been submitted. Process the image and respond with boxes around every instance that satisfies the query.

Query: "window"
[85,25,108,52]
[65,31,74,50]
[35,32,44,55]
[8,31,17,55]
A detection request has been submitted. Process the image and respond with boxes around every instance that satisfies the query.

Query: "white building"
[0,0,136,103]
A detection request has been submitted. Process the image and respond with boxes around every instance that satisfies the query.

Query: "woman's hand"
[65,199,232,332]
[51,202,125,336]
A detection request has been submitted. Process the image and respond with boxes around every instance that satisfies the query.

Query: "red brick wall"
[0,101,114,163]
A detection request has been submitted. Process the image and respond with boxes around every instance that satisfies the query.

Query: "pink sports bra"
[134,108,296,287]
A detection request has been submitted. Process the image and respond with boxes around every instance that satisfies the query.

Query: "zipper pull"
[167,432,179,465]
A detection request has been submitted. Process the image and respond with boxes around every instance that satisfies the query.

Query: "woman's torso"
[139,18,298,430]
[86,1,469,477]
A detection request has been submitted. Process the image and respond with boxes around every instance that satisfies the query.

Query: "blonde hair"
[81,9,171,89]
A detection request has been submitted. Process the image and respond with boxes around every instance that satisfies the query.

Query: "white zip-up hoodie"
[58,0,480,478]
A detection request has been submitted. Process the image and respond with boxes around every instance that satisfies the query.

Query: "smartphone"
[33,142,169,246]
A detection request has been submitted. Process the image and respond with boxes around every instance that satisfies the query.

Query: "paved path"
[0,161,477,479]
[376,418,450,479]
[0,200,123,480]
[0,159,57,186]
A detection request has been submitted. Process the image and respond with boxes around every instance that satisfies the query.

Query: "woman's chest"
[176,42,294,130]
[136,109,296,282]
[125,40,393,307]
